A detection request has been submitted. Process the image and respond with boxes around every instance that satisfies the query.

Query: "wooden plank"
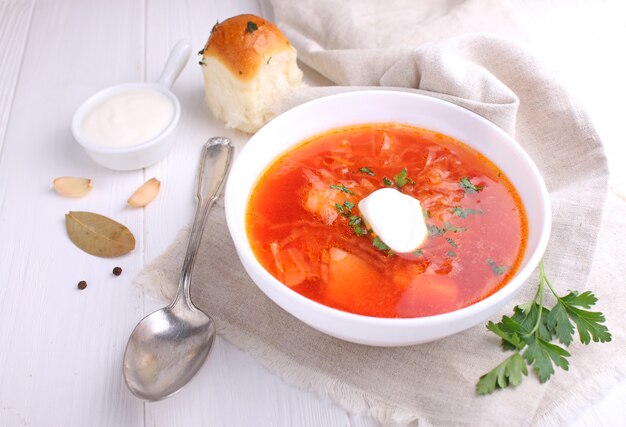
[0,0,145,425]
[0,0,35,154]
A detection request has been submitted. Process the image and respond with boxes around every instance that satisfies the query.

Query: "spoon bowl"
[123,301,216,400]
[123,137,234,400]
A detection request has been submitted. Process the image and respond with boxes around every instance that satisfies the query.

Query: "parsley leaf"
[412,249,423,256]
[486,321,524,350]
[329,184,354,195]
[359,167,376,176]
[446,237,458,248]
[246,21,258,33]
[544,302,575,345]
[477,261,611,394]
[444,221,467,233]
[476,352,527,395]
[427,224,445,237]
[451,206,483,218]
[523,337,570,382]
[382,177,393,186]
[334,202,368,237]
[351,222,367,236]
[335,200,355,217]
[486,259,509,275]
[348,215,361,226]
[556,291,611,344]
[394,168,409,188]
[372,236,390,252]
[460,177,485,194]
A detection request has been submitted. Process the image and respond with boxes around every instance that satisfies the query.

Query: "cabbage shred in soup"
[246,123,528,318]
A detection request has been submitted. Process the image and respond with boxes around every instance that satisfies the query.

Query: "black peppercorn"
[77,280,87,290]
[113,267,122,276]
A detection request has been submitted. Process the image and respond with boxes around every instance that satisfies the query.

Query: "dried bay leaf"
[65,211,135,257]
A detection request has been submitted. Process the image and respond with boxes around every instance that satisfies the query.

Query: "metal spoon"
[123,137,234,400]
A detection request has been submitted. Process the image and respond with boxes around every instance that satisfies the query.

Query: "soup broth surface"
[246,124,527,318]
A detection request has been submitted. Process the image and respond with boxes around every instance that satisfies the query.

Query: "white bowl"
[224,90,551,347]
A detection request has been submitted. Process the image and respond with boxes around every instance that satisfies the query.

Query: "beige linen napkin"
[137,1,626,424]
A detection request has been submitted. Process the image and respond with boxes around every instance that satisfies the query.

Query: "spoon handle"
[174,137,234,308]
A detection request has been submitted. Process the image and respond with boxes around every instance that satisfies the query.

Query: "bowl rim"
[71,82,181,154]
[225,89,552,327]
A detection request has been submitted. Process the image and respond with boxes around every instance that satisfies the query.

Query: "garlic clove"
[128,178,161,208]
[53,177,93,197]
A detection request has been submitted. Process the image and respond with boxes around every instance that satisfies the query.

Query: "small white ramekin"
[71,40,191,171]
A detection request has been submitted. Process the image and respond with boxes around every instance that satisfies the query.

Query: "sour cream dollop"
[358,188,427,253]
[81,88,174,148]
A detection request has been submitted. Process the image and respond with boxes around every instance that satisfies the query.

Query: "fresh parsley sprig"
[476,260,611,395]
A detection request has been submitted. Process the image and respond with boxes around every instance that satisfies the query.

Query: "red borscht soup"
[246,124,527,318]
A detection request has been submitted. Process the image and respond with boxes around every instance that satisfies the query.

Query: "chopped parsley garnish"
[477,261,611,395]
[246,21,258,33]
[393,168,409,188]
[372,236,390,252]
[427,224,445,237]
[197,48,204,56]
[335,200,355,216]
[451,206,483,218]
[359,167,376,176]
[446,237,458,248]
[460,177,485,194]
[198,60,206,66]
[382,177,393,186]
[427,222,466,238]
[347,215,360,225]
[423,209,431,219]
[334,201,367,236]
[448,250,457,257]
[444,221,467,233]
[329,184,354,195]
[351,221,367,236]
[486,259,509,275]
[413,249,423,256]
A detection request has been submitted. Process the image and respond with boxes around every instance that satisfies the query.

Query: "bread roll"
[200,14,303,133]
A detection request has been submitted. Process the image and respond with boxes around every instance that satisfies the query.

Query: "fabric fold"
[135,0,624,425]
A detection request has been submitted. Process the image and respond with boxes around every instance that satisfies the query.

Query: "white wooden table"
[1,1,624,425]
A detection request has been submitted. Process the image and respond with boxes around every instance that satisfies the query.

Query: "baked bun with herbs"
[199,14,303,133]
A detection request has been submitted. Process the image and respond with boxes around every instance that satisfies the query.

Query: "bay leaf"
[65,211,135,257]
